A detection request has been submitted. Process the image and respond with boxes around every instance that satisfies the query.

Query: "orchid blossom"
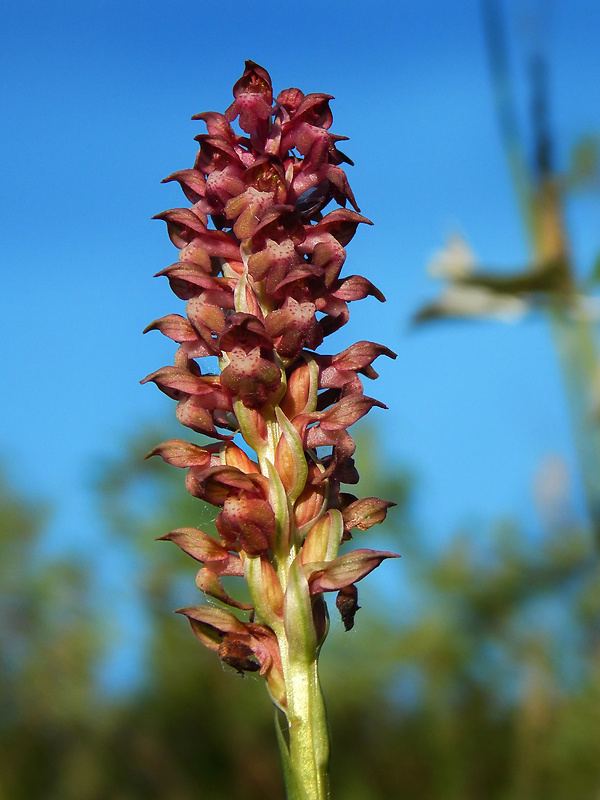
[142,61,398,800]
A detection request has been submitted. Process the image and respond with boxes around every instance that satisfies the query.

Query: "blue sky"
[2,0,600,566]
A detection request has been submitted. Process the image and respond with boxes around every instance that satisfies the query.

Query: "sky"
[2,0,600,638]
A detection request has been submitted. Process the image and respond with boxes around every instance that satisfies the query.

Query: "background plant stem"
[482,0,600,541]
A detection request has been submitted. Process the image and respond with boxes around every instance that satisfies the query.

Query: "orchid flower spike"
[142,60,398,800]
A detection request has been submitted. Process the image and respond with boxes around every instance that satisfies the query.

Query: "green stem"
[548,306,600,540]
[527,177,600,540]
[242,391,331,798]
[276,634,330,800]
[482,0,600,538]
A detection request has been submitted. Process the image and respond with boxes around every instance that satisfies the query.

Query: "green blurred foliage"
[1,430,600,799]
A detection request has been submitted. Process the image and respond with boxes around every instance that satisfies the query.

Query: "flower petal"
[158,527,231,564]
[341,497,396,532]
[146,439,218,468]
[305,549,400,593]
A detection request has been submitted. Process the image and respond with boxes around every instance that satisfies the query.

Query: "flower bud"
[280,357,319,419]
[294,481,327,533]
[300,510,342,565]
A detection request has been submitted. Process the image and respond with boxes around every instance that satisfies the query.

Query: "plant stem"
[530,176,600,541]
[483,0,600,540]
[276,633,330,800]
[246,407,331,799]
[549,306,600,540]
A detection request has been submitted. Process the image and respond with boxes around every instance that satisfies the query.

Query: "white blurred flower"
[434,285,529,322]
[569,294,600,323]
[427,234,477,280]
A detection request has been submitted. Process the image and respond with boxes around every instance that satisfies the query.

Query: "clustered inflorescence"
[142,61,398,712]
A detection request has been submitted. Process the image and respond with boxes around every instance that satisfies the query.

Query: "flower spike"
[143,62,398,800]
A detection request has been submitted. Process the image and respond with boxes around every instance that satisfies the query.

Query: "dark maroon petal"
[224,61,274,134]
[158,527,231,563]
[193,135,244,173]
[196,567,253,611]
[232,61,273,102]
[248,238,304,283]
[146,439,219,468]
[143,314,198,343]
[220,494,276,556]
[185,299,226,354]
[187,464,268,506]
[313,208,372,246]
[250,205,305,247]
[153,208,208,248]
[325,164,360,212]
[175,606,250,652]
[332,274,386,303]
[265,298,321,359]
[316,342,398,386]
[218,635,261,673]
[332,341,397,371]
[311,395,387,432]
[155,264,219,300]
[276,87,305,113]
[342,497,396,531]
[218,312,272,352]
[336,584,360,631]
[140,366,207,399]
[162,169,207,205]
[315,296,350,337]
[176,396,234,440]
[304,235,347,287]
[221,347,282,409]
[292,93,334,129]
[306,549,400,593]
[325,450,360,485]
[191,111,237,141]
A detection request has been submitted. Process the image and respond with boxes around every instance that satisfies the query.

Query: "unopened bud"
[294,482,327,533]
[301,509,342,564]
[280,357,318,419]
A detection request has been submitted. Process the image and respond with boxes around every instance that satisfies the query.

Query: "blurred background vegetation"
[2,420,600,799]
